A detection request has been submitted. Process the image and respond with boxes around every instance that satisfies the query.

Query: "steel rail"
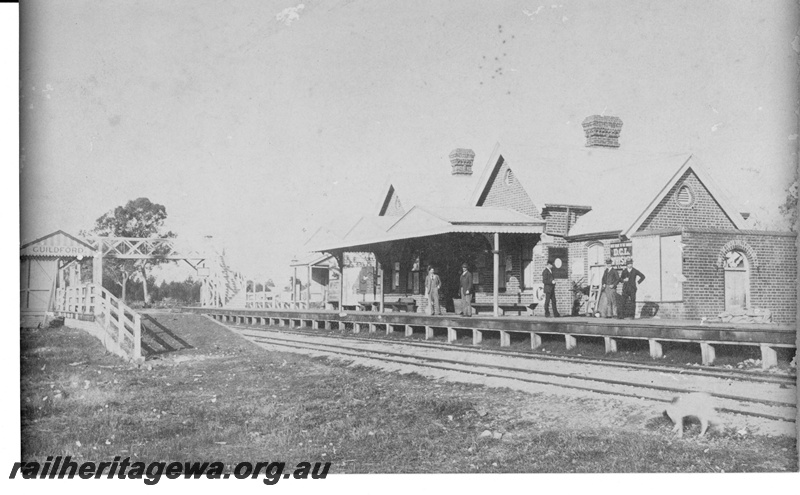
[241,332,796,422]
[231,322,797,386]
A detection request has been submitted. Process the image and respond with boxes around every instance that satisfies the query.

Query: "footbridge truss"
[84,236,244,307]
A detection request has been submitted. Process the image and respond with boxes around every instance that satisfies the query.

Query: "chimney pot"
[449,148,475,175]
[582,115,623,148]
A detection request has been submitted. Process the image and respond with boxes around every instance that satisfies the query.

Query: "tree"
[85,198,176,303]
[779,180,798,232]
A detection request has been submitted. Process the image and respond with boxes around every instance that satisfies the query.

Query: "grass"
[20,314,798,473]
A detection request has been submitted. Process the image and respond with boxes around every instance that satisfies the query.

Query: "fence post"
[117,302,125,346]
[103,290,111,329]
[133,312,142,361]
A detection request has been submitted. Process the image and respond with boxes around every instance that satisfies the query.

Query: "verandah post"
[493,232,500,317]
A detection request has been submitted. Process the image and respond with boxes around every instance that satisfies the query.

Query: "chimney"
[582,115,623,148]
[449,148,475,175]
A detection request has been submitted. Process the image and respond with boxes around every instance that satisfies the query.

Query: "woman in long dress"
[597,259,619,318]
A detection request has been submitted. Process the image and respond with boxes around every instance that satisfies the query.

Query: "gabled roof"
[473,142,747,238]
[20,230,96,257]
[376,148,491,215]
[308,139,750,254]
[309,206,545,252]
[620,156,748,237]
[343,216,397,240]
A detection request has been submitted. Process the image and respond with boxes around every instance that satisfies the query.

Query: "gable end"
[475,156,541,219]
[379,185,405,216]
[637,169,738,232]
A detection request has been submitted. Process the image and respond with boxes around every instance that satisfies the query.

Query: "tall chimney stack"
[582,115,623,148]
[449,148,475,175]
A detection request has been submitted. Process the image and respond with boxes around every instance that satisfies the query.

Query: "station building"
[306,117,797,323]
[20,230,96,327]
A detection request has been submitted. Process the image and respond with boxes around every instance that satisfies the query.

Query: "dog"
[663,392,721,438]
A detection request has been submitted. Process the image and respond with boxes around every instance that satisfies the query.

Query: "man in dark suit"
[619,259,645,319]
[459,263,473,317]
[542,260,559,317]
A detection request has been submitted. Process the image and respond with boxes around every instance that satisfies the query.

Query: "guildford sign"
[20,231,96,258]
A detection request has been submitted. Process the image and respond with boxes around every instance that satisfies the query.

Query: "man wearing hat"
[598,258,620,318]
[459,263,473,317]
[619,259,646,319]
[542,259,559,317]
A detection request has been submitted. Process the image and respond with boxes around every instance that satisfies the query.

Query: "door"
[20,258,59,312]
[724,251,748,311]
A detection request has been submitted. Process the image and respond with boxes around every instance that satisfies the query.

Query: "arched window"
[504,169,514,185]
[724,250,749,311]
[676,185,695,207]
[587,243,604,266]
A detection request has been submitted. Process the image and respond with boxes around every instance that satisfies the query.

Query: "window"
[630,235,683,301]
[724,250,749,311]
[587,243,605,287]
[676,185,694,207]
[393,262,400,290]
[497,253,505,290]
[408,255,421,293]
[588,243,604,266]
[522,247,534,290]
[504,169,514,185]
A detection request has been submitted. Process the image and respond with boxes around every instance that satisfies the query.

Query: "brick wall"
[542,206,588,236]
[480,160,542,219]
[682,230,797,323]
[639,169,738,231]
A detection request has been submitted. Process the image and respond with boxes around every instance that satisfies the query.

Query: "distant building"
[306,117,796,322]
[290,251,377,308]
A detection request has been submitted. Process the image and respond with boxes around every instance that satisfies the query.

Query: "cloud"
[276,4,305,26]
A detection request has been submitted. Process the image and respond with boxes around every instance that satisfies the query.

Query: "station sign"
[609,242,632,268]
[20,230,96,259]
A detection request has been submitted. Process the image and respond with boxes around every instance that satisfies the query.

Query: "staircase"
[200,250,245,308]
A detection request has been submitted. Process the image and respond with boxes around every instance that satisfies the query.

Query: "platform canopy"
[305,206,545,253]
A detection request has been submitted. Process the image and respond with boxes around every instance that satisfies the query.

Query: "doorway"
[724,250,749,311]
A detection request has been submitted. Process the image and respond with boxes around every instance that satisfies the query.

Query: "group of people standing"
[423,258,645,320]
[597,258,645,319]
[422,263,475,316]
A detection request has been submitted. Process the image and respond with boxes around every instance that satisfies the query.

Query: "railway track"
[227,320,796,386]
[216,319,797,424]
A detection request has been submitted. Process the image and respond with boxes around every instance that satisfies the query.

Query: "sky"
[19,0,800,284]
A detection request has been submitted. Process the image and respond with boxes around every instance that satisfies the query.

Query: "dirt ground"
[19,313,799,473]
[231,322,797,438]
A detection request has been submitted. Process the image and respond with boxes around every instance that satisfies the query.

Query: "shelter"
[20,230,96,327]
[290,251,378,309]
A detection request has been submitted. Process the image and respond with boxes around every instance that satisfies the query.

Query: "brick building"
[307,116,797,323]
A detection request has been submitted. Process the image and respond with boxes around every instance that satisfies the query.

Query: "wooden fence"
[55,283,142,361]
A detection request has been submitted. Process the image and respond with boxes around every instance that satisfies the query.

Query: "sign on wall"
[20,231,96,259]
[548,247,568,279]
[609,242,632,268]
